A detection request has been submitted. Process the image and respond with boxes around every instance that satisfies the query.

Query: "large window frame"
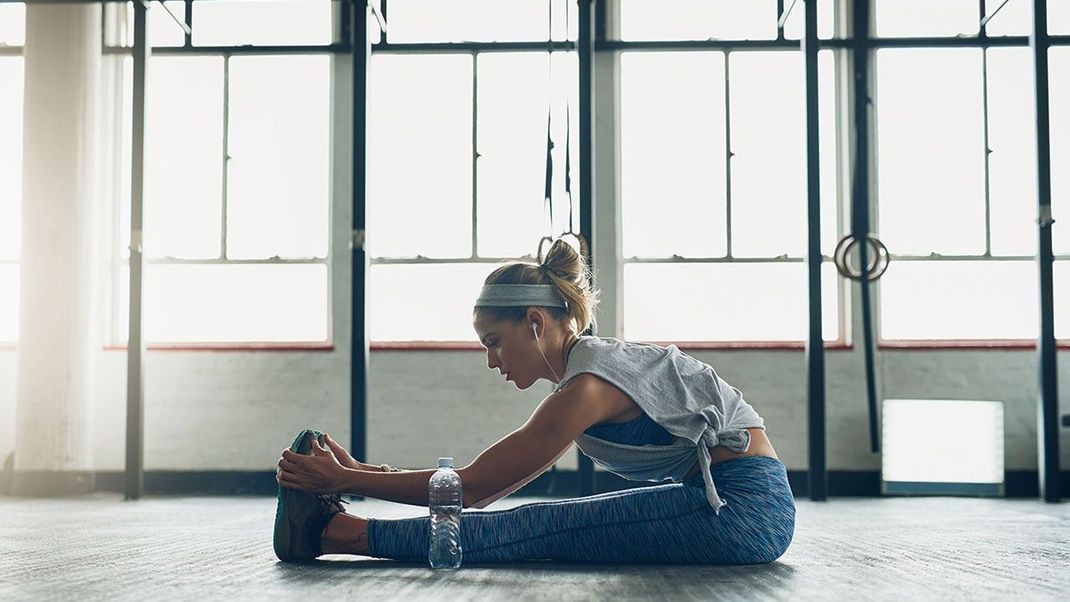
[101,0,339,350]
[603,0,849,350]
[7,0,1069,350]
[369,0,853,350]
[366,2,583,349]
[615,45,846,349]
[863,0,1070,349]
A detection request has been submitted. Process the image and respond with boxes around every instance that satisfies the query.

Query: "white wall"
[1,340,1069,473]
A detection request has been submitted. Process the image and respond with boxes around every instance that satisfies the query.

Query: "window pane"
[1052,1,1070,34]
[1058,262,1070,339]
[145,56,224,259]
[476,52,566,259]
[730,51,803,257]
[621,52,727,258]
[475,51,582,258]
[620,0,777,41]
[369,263,490,341]
[192,0,332,46]
[386,0,572,43]
[0,265,17,341]
[875,0,979,38]
[622,262,839,342]
[116,264,329,343]
[149,1,187,46]
[782,0,836,40]
[0,2,25,46]
[879,261,1039,340]
[819,50,838,257]
[546,52,581,245]
[983,0,1030,36]
[368,55,473,258]
[876,49,985,255]
[106,2,191,48]
[730,51,837,258]
[0,57,23,261]
[986,48,1037,256]
[1052,48,1070,255]
[119,57,133,260]
[227,55,330,259]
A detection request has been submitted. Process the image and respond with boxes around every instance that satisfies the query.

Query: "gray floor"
[2,493,1068,601]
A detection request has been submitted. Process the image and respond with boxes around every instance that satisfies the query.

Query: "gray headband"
[474,284,567,308]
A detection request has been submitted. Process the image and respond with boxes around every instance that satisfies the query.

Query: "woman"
[274,239,795,565]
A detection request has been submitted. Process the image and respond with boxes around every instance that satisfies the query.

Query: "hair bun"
[539,262,562,278]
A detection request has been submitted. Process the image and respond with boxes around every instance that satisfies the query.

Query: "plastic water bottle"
[428,456,463,569]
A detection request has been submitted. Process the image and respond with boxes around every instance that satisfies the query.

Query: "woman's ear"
[527,308,550,338]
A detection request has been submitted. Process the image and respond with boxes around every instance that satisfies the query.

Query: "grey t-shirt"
[553,336,766,514]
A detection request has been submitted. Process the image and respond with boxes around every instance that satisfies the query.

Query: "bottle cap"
[438,457,454,468]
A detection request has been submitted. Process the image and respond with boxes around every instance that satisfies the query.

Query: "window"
[0,1,25,46]
[876,0,1070,38]
[619,48,841,343]
[105,5,333,345]
[191,0,332,46]
[1052,48,1070,257]
[1051,1,1070,34]
[384,0,576,43]
[0,56,23,343]
[983,0,1031,37]
[876,42,1070,342]
[619,0,835,41]
[0,2,24,343]
[105,0,333,48]
[368,5,580,342]
[875,0,980,38]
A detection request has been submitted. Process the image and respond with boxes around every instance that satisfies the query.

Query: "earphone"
[531,321,561,381]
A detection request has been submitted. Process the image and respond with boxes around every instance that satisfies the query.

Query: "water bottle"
[428,456,463,569]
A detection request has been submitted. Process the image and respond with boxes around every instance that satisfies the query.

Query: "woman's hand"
[276,438,352,494]
[322,432,380,472]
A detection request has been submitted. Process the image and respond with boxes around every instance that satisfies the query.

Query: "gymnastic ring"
[833,234,890,282]
[559,231,590,259]
[537,235,555,263]
[834,235,882,280]
[538,233,590,262]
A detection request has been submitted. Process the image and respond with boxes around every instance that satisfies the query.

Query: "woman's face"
[473,313,541,390]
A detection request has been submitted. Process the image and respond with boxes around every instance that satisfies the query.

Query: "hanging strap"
[565,102,573,234]
[543,0,556,237]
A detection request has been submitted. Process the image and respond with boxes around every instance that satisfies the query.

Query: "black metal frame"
[1029,0,1061,503]
[802,0,827,502]
[125,0,149,501]
[576,0,596,496]
[349,0,371,469]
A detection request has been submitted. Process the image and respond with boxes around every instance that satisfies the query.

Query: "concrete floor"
[1,493,1067,601]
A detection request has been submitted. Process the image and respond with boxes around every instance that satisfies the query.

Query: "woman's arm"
[337,374,615,508]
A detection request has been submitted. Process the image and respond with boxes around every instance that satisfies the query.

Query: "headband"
[474,284,567,308]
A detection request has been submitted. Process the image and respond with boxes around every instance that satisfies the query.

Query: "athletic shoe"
[273,429,348,562]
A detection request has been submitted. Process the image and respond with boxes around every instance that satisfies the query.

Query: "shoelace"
[316,493,348,515]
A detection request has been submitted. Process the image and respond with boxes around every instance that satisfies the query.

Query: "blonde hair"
[475,238,600,335]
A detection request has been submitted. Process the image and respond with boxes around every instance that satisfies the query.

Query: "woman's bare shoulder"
[557,373,640,423]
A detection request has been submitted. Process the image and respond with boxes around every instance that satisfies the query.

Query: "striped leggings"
[366,456,796,565]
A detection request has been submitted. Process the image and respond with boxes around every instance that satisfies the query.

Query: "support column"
[13,3,102,495]
[1030,0,1061,503]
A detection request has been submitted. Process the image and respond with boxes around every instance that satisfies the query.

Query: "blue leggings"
[366,456,795,565]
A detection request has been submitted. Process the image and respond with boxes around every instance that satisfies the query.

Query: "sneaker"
[273,429,348,562]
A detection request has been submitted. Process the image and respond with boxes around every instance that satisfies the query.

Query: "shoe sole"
[273,429,324,562]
